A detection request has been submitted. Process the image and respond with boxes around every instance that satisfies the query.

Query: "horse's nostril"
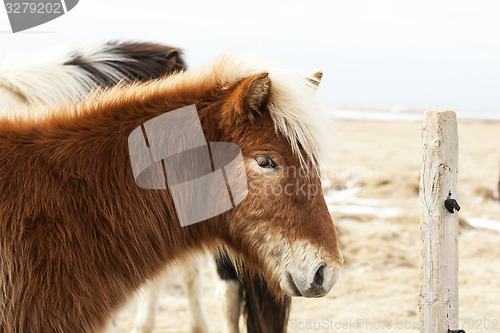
[313,264,326,287]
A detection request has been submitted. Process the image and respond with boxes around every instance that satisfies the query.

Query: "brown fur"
[0,60,341,332]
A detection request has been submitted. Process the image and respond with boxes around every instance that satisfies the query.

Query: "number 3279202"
[5,2,62,14]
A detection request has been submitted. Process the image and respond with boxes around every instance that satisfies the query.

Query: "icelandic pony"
[0,51,343,332]
[0,40,184,111]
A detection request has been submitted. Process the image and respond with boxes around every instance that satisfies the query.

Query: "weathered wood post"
[419,111,460,333]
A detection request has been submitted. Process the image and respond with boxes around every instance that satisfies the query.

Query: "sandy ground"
[114,119,500,333]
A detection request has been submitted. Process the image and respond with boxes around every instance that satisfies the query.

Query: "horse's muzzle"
[285,263,341,298]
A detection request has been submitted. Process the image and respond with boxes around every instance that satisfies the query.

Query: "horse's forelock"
[207,52,333,172]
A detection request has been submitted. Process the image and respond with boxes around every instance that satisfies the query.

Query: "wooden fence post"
[419,111,460,333]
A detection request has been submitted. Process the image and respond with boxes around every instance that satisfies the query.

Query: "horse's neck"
[0,85,27,113]
[2,95,214,268]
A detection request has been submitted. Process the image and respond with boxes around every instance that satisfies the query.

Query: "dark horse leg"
[215,253,291,333]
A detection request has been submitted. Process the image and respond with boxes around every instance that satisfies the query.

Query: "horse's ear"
[309,71,323,87]
[166,49,181,68]
[224,71,271,123]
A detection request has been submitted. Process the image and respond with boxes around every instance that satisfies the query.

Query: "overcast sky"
[1,0,500,112]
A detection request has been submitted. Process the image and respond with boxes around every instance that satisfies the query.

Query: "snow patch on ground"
[325,188,404,219]
[466,217,500,233]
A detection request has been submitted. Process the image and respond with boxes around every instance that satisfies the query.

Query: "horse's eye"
[255,155,278,169]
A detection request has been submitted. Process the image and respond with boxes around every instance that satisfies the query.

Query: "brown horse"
[0,51,343,332]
